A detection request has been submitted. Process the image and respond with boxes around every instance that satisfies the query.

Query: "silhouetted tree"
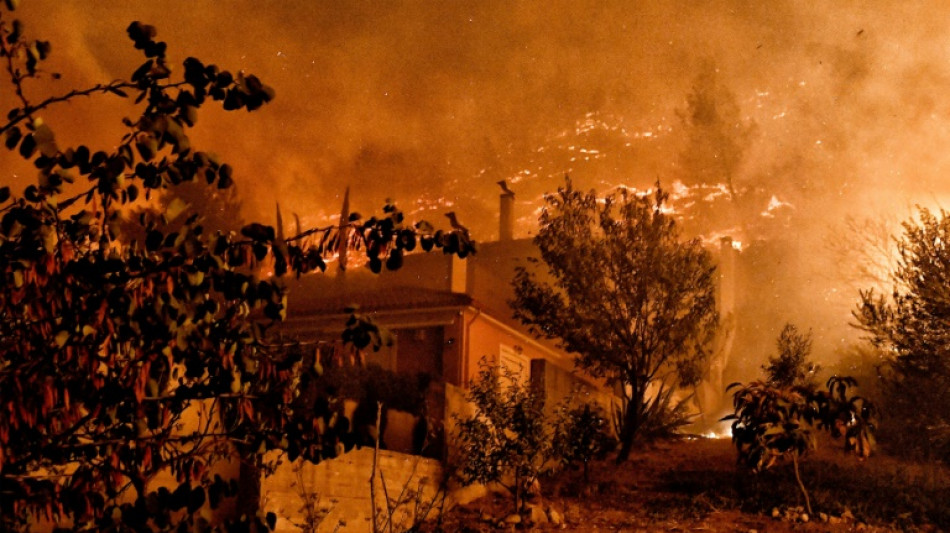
[550,397,614,484]
[454,360,551,515]
[676,61,754,200]
[763,323,818,388]
[0,5,473,531]
[117,178,246,244]
[511,179,718,462]
[723,376,876,517]
[854,207,950,461]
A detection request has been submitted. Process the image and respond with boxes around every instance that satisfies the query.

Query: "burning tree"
[0,5,472,531]
[511,179,718,462]
[854,207,950,462]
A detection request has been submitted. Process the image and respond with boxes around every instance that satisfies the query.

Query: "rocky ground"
[419,438,948,532]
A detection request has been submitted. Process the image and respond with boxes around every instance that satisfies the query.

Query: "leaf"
[0,186,9,203]
[187,270,204,286]
[107,85,128,98]
[33,123,57,157]
[385,248,403,270]
[165,197,188,223]
[18,132,36,158]
[39,225,58,252]
[146,230,163,251]
[4,127,20,150]
[54,330,69,347]
[368,256,382,274]
[135,137,158,161]
[217,164,233,189]
[240,223,275,242]
[187,486,206,514]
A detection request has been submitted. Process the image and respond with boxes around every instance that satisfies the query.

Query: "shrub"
[551,397,615,483]
[723,376,877,516]
[763,323,819,388]
[453,360,551,514]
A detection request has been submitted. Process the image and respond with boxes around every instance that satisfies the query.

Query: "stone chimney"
[498,180,515,241]
[449,254,468,294]
[718,236,737,316]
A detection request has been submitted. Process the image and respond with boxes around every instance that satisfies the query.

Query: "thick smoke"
[7,1,950,376]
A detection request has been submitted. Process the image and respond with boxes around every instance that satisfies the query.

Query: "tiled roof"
[290,285,473,316]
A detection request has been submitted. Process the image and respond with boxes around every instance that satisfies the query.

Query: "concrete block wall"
[262,448,444,533]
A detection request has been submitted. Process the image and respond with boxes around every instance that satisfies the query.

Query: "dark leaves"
[126,21,157,50]
[4,126,21,149]
[240,223,275,242]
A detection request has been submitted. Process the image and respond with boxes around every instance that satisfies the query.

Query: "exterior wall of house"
[454,308,604,406]
[394,326,444,378]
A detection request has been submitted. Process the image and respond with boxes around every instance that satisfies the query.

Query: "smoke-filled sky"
[7,1,950,368]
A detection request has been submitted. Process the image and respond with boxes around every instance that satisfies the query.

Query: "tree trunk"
[615,399,641,463]
[514,472,522,516]
[792,454,812,517]
[236,446,262,518]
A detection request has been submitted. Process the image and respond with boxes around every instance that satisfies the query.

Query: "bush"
[453,360,551,514]
[551,396,615,483]
[854,207,950,463]
[723,376,877,516]
[763,323,819,388]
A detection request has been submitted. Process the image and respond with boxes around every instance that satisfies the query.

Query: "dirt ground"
[420,438,943,532]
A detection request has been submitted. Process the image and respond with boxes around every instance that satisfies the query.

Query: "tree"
[0,6,474,531]
[550,397,614,484]
[723,376,876,517]
[763,323,818,388]
[675,61,754,202]
[454,360,551,516]
[511,179,719,463]
[117,177,246,244]
[854,207,950,461]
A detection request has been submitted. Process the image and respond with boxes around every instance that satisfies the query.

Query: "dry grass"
[421,437,950,532]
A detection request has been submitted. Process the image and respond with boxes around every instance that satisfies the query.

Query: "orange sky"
[8,1,950,233]
[6,0,950,367]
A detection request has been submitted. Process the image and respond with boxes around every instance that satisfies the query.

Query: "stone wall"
[262,448,444,533]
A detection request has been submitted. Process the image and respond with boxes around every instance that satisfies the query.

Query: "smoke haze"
[6,1,950,375]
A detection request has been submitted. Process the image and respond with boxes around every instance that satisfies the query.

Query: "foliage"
[854,207,950,462]
[118,178,246,244]
[511,178,718,462]
[322,362,431,416]
[551,397,614,483]
[762,323,818,388]
[723,376,877,515]
[289,463,337,533]
[0,5,473,531]
[372,456,446,533]
[318,361,434,452]
[627,386,695,442]
[675,60,755,199]
[454,360,551,514]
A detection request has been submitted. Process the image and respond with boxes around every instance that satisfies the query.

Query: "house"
[276,192,614,456]
[256,192,616,531]
[257,187,751,531]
